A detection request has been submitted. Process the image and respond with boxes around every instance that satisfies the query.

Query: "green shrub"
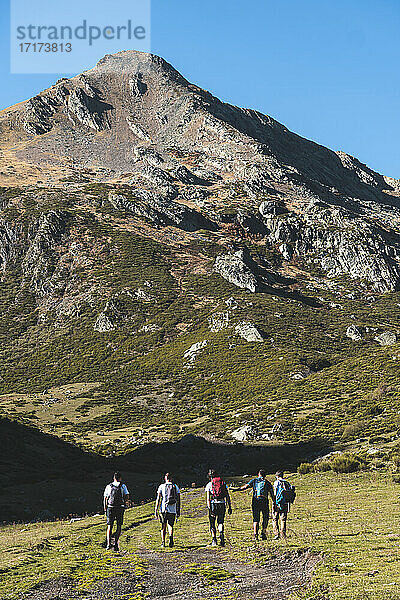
[298,462,314,474]
[331,454,361,473]
[392,473,400,484]
[315,460,332,472]
[342,420,366,440]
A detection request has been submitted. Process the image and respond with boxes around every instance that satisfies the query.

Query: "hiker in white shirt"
[103,471,130,551]
[155,472,181,548]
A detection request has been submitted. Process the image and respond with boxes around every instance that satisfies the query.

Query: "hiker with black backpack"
[273,470,296,539]
[205,469,232,547]
[103,471,130,551]
[232,469,275,541]
[155,472,181,548]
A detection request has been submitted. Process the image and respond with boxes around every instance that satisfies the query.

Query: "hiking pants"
[252,497,269,528]
[272,507,288,536]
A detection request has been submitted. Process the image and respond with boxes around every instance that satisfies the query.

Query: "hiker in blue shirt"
[273,470,296,539]
[232,469,275,541]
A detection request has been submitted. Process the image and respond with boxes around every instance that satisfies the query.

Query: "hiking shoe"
[211,538,217,547]
[254,535,259,543]
[261,532,267,541]
[273,534,280,540]
[106,544,112,550]
[220,534,225,547]
[114,542,120,552]
[168,537,174,548]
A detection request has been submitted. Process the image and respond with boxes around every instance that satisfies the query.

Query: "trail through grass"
[0,472,400,599]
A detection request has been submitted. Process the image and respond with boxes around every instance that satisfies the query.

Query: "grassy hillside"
[1,471,399,600]
[0,183,400,457]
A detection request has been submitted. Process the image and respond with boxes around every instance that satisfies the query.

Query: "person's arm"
[231,483,251,492]
[103,486,109,512]
[206,488,211,509]
[226,489,232,514]
[176,488,181,518]
[272,482,277,511]
[154,491,161,518]
[122,484,131,508]
[268,483,276,511]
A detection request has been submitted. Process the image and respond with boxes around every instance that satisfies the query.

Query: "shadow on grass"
[1,418,331,524]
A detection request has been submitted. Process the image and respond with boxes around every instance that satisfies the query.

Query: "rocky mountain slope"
[1,50,400,455]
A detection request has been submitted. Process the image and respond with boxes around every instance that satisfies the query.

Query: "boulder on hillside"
[208,312,230,332]
[346,325,363,341]
[235,321,264,342]
[231,425,259,442]
[374,331,397,346]
[184,340,208,362]
[94,299,123,332]
[214,249,260,292]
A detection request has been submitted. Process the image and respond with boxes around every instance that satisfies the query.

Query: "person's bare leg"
[161,523,167,546]
[210,516,217,543]
[114,524,121,550]
[106,525,112,548]
[281,514,287,539]
[218,523,225,546]
[253,521,259,540]
[261,511,268,540]
[272,513,279,539]
[167,523,174,547]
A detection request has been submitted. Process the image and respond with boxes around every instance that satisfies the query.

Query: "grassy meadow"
[1,471,400,599]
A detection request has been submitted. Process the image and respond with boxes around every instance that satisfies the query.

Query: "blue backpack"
[254,478,267,499]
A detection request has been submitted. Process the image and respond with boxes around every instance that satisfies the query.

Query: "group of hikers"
[103,469,295,551]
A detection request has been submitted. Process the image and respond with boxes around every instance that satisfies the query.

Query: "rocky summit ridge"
[0,50,400,453]
[2,50,400,292]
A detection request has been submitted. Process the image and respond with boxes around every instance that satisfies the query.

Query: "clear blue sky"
[1,0,399,177]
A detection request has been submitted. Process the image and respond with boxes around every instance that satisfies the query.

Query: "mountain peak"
[89,49,185,80]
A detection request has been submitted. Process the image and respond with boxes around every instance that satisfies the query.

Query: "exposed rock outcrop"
[208,312,230,332]
[109,192,217,232]
[235,322,264,342]
[374,332,397,346]
[346,325,363,341]
[231,425,259,442]
[214,249,260,292]
[22,211,70,296]
[184,340,208,363]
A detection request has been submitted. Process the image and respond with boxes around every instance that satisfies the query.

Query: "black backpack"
[108,483,124,507]
[165,483,178,506]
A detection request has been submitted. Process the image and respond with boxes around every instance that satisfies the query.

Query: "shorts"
[106,506,124,527]
[273,505,289,517]
[209,502,226,526]
[252,497,269,526]
[160,512,176,526]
